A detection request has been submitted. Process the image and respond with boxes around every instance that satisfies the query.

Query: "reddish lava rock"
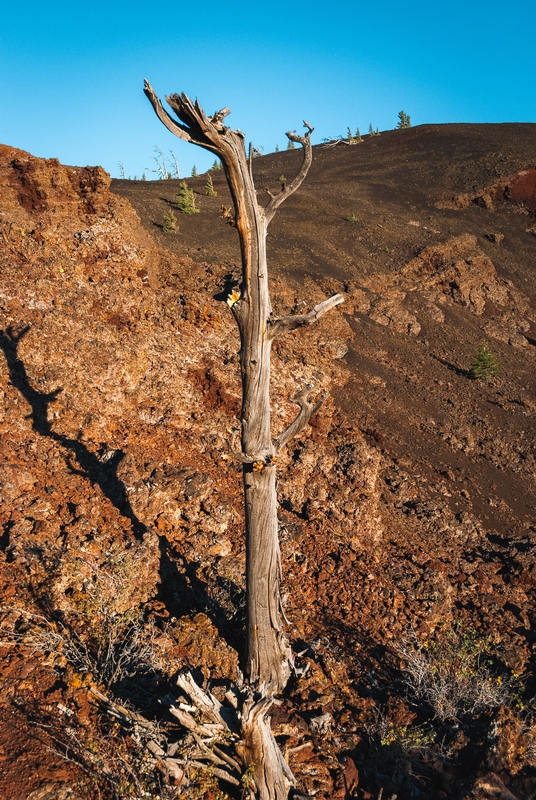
[1,124,536,798]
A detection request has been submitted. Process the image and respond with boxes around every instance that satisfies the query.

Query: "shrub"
[1,551,165,692]
[346,212,358,223]
[162,208,177,233]
[470,340,500,380]
[369,123,380,136]
[397,110,411,129]
[176,181,199,214]
[396,626,513,722]
[361,707,450,799]
[286,139,295,150]
[4,606,162,691]
[0,547,234,799]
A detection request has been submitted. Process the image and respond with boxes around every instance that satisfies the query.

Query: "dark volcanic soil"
[113,123,536,288]
[1,123,536,800]
[113,122,536,557]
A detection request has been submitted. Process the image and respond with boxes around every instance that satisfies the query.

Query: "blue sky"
[2,1,534,179]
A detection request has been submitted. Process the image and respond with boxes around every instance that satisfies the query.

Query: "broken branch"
[145,83,230,157]
[143,80,193,143]
[264,121,314,225]
[273,385,328,454]
[286,119,314,145]
[209,106,231,129]
[269,293,344,338]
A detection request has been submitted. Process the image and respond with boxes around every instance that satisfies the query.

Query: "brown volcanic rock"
[0,144,370,796]
[507,166,536,212]
[0,145,166,307]
[0,144,138,223]
[397,233,531,317]
[1,124,536,799]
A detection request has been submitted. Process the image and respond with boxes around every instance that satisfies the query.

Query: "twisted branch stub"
[263,120,315,224]
[273,384,328,454]
[269,293,344,339]
[285,120,314,146]
[224,428,277,467]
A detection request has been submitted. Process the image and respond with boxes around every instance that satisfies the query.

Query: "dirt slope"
[0,123,535,799]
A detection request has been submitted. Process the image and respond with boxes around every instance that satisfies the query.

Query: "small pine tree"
[286,140,295,150]
[470,340,500,380]
[397,110,411,129]
[347,127,354,142]
[355,128,363,142]
[176,181,199,214]
[141,173,146,181]
[162,208,177,233]
[369,123,374,135]
[205,173,217,196]
[274,144,279,152]
[191,165,198,177]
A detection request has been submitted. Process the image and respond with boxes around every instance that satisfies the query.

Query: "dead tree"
[144,81,343,798]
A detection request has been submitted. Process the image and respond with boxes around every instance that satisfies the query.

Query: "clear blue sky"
[2,1,534,179]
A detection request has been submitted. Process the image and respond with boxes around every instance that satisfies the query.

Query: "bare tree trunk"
[144,82,343,797]
[221,140,292,690]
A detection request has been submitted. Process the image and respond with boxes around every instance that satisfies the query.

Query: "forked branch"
[269,293,344,338]
[144,80,233,156]
[143,80,194,143]
[273,385,328,454]
[264,121,314,225]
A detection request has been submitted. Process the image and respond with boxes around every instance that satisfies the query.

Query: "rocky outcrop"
[401,234,504,313]
[356,234,534,352]
[435,167,536,214]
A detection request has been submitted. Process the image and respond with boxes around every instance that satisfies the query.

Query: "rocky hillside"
[0,124,535,800]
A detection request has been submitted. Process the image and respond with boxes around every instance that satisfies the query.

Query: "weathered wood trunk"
[219,137,292,689]
[144,81,343,798]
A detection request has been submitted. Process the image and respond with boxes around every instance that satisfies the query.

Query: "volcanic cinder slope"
[0,124,535,800]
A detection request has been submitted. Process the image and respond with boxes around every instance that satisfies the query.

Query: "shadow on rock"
[0,325,147,540]
[431,353,470,378]
[158,536,246,661]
